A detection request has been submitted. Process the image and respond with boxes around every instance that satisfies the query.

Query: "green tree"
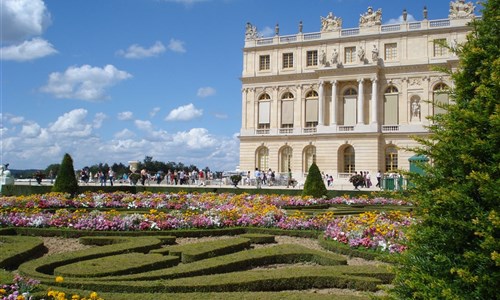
[301,162,327,198]
[390,1,500,299]
[52,153,79,197]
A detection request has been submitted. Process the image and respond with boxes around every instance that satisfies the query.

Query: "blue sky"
[0,0,473,171]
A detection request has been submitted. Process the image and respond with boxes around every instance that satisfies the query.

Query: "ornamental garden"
[0,189,415,300]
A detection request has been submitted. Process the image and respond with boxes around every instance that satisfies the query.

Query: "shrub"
[302,163,327,198]
[52,153,78,197]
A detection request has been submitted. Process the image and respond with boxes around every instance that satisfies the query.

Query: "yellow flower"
[89,292,99,300]
[55,276,64,283]
[16,295,26,300]
[72,295,81,300]
[0,288,6,295]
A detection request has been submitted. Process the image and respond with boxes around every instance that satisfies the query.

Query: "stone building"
[239,1,476,181]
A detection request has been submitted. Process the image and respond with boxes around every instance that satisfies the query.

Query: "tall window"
[258,93,271,129]
[343,88,358,125]
[257,147,269,171]
[344,47,356,63]
[385,147,398,172]
[433,39,448,57]
[303,146,316,173]
[343,146,355,173]
[433,83,449,115]
[305,90,318,127]
[259,55,270,70]
[279,146,293,173]
[283,53,293,69]
[281,92,294,128]
[384,43,397,61]
[306,50,318,67]
[384,86,399,125]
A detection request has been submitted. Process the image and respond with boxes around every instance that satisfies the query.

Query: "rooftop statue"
[320,12,342,32]
[245,22,259,40]
[449,0,475,19]
[359,6,382,27]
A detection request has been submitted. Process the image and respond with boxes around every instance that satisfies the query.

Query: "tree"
[390,1,500,299]
[52,153,79,197]
[302,163,327,198]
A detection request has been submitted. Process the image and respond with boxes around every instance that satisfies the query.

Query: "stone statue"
[320,50,327,66]
[449,0,475,19]
[0,164,14,186]
[331,49,339,65]
[411,100,421,120]
[320,12,342,32]
[245,22,259,40]
[359,6,382,27]
[358,46,365,62]
[371,45,379,62]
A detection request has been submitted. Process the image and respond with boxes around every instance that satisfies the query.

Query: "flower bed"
[0,192,415,254]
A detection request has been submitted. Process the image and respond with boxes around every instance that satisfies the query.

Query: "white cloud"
[40,64,132,101]
[48,108,92,137]
[214,113,228,119]
[165,103,202,121]
[150,107,161,117]
[173,128,216,149]
[117,111,133,121]
[385,14,416,25]
[117,41,166,59]
[114,128,136,139]
[20,122,41,138]
[260,26,274,38]
[197,87,216,98]
[134,120,153,131]
[168,38,186,53]
[93,113,107,129]
[0,0,51,42]
[1,38,57,61]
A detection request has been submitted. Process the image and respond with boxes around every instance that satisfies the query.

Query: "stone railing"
[382,125,400,132]
[246,18,461,48]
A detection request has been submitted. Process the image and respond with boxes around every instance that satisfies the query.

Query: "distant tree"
[390,1,500,299]
[302,163,327,198]
[52,153,78,197]
[44,164,60,177]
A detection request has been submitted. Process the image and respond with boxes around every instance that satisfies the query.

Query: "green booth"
[409,154,429,175]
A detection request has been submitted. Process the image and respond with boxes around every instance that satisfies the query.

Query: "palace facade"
[239,1,476,181]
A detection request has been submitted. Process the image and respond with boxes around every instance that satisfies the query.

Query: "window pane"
[305,99,318,122]
[384,94,399,124]
[344,47,356,63]
[258,101,270,124]
[306,51,318,66]
[283,53,293,68]
[281,100,294,125]
[259,55,270,70]
[433,39,447,57]
[384,43,397,60]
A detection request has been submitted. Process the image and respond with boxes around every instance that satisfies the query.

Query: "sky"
[0,0,477,172]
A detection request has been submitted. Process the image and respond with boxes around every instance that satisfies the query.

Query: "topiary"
[302,162,327,198]
[52,153,78,197]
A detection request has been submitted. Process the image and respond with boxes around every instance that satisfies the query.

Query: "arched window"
[258,93,271,130]
[256,147,269,171]
[433,83,449,115]
[281,92,294,129]
[384,85,399,125]
[385,146,398,172]
[303,146,316,173]
[279,146,293,173]
[343,146,355,173]
[344,88,357,96]
[305,91,318,128]
[385,86,398,93]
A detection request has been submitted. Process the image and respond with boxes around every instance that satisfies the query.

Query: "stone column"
[241,88,247,129]
[318,81,324,125]
[357,79,364,124]
[371,78,378,124]
[330,80,338,125]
